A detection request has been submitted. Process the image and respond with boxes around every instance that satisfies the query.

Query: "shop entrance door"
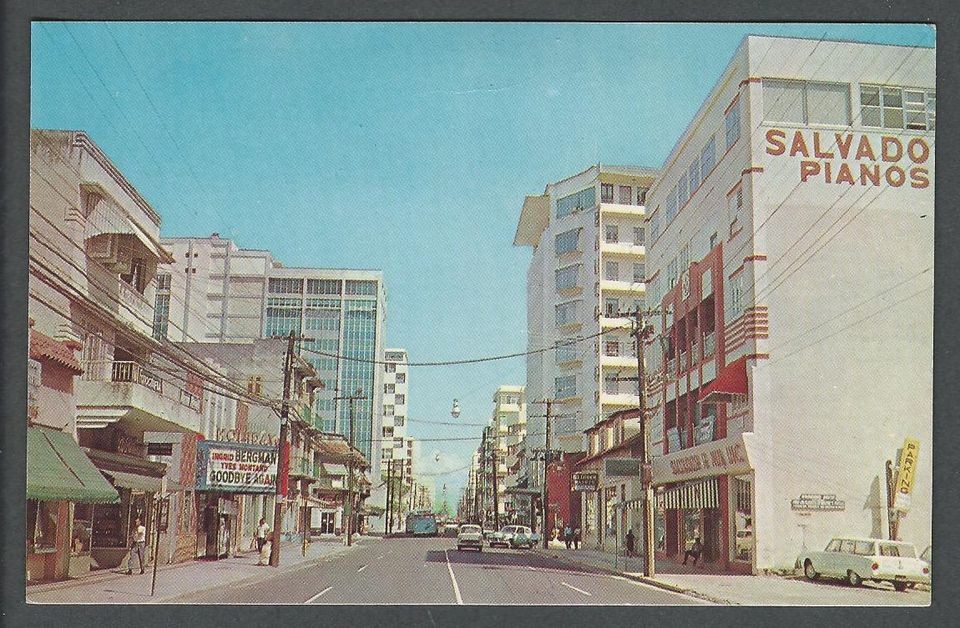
[319,511,335,534]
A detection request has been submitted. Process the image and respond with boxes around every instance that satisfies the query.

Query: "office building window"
[555,340,578,363]
[618,185,632,204]
[665,188,678,222]
[555,300,580,326]
[395,394,405,405]
[604,261,619,281]
[650,212,661,243]
[555,228,581,256]
[763,79,850,126]
[385,362,396,373]
[637,187,648,205]
[604,224,619,243]
[604,297,620,318]
[677,172,689,207]
[688,157,701,196]
[555,264,581,291]
[555,375,577,399]
[268,278,303,294]
[395,415,405,427]
[633,263,645,283]
[345,280,378,296]
[633,226,645,246]
[557,187,597,218]
[306,279,342,295]
[396,372,406,384]
[152,293,170,341]
[861,84,935,131]
[728,184,744,236]
[700,136,716,180]
[601,183,615,202]
[384,405,394,416]
[725,99,741,150]
[384,384,395,394]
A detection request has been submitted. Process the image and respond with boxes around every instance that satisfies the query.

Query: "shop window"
[27,499,58,552]
[733,475,753,562]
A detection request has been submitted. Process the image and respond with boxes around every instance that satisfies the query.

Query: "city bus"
[405,511,438,536]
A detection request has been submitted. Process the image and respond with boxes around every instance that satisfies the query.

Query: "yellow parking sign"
[893,438,920,511]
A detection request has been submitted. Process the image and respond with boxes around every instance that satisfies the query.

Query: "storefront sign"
[893,438,920,512]
[604,458,641,477]
[653,434,752,484]
[790,493,845,512]
[215,428,279,446]
[765,129,932,189]
[572,471,599,492]
[196,440,278,494]
[147,442,173,456]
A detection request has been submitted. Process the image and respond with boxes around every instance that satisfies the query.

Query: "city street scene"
[23,21,933,607]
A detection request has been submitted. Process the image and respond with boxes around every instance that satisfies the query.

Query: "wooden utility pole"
[334,389,364,546]
[492,425,501,531]
[542,399,552,548]
[629,307,656,577]
[385,459,394,535]
[269,331,297,567]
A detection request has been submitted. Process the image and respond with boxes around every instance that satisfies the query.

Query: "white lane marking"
[560,581,592,596]
[376,555,385,559]
[304,586,332,603]
[357,565,368,573]
[444,550,464,605]
[527,566,537,571]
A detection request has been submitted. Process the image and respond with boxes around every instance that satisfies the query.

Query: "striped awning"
[620,498,644,511]
[657,478,719,511]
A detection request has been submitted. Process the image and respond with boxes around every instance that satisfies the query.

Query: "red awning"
[699,356,748,404]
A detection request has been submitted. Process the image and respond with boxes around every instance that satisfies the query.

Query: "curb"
[532,549,735,605]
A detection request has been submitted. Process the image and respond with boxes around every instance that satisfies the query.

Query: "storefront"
[195,440,278,560]
[26,426,121,582]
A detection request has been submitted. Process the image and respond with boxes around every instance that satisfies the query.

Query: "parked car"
[482,528,497,539]
[490,525,536,549]
[457,524,483,552]
[796,537,930,591]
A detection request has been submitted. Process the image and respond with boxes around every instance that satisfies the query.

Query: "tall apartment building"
[159,235,388,480]
[514,165,657,475]
[381,349,410,464]
[493,386,526,519]
[641,36,933,573]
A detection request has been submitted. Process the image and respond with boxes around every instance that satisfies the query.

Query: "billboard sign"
[196,440,278,494]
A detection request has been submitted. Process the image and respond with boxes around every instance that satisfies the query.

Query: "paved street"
[169,537,707,605]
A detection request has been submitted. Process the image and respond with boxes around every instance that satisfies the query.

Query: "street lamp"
[451,399,461,418]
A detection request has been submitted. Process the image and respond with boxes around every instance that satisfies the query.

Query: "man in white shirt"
[126,517,147,575]
[256,518,270,565]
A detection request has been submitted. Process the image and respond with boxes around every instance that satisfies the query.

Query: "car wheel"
[804,560,819,580]
[847,570,862,587]
[893,581,909,592]
[457,546,462,551]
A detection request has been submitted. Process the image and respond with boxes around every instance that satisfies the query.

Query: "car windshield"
[854,541,875,555]
[460,525,480,533]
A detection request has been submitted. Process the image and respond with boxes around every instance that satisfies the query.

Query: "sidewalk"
[27,537,373,604]
[534,544,931,606]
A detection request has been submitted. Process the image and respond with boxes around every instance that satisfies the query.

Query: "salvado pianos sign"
[196,440,278,493]
[765,129,932,189]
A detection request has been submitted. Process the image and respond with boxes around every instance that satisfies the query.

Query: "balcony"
[599,316,632,330]
[600,240,645,257]
[117,279,154,336]
[601,353,638,369]
[290,454,320,481]
[600,391,640,407]
[76,360,203,434]
[600,278,646,294]
[600,201,646,217]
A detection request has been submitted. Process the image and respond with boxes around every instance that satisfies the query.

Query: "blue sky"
[31,22,935,511]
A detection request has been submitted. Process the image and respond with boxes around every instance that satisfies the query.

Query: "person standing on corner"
[126,517,146,575]
[256,518,271,565]
[625,528,636,558]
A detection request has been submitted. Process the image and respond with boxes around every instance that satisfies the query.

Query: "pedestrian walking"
[626,528,636,557]
[256,518,270,565]
[573,528,581,550]
[682,536,703,566]
[563,525,572,549]
[126,517,146,575]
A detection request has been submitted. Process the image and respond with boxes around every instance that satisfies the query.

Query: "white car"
[796,537,930,591]
[489,525,535,549]
[457,524,483,552]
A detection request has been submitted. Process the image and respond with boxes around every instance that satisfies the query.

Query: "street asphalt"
[168,536,708,605]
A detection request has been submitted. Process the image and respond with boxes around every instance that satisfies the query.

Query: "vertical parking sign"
[893,438,920,512]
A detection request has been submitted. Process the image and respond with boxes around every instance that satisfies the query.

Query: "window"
[385,362,396,373]
[247,376,262,395]
[395,415,405,427]
[636,187,648,205]
[555,265,581,291]
[384,384,395,394]
[384,405,394,416]
[730,274,745,317]
[306,279,342,295]
[555,375,577,399]
[156,274,171,290]
[555,301,580,326]
[618,185,632,204]
[862,86,935,131]
[396,372,406,384]
[601,183,615,202]
[633,226,645,246]
[603,373,619,394]
[604,297,620,318]
[763,79,850,126]
[725,99,741,150]
[152,293,170,340]
[733,475,753,562]
[604,341,620,357]
[677,172,689,207]
[728,184,744,236]
[825,539,843,552]
[268,278,303,294]
[555,228,581,256]
[604,261,619,281]
[667,258,679,290]
[27,500,57,552]
[345,280,378,296]
[688,156,701,196]
[650,213,661,242]
[604,224,619,243]
[679,243,690,273]
[395,394,405,405]
[555,340,578,363]
[633,263,645,283]
[383,426,394,438]
[394,437,404,448]
[120,257,147,293]
[557,187,597,218]
[763,79,804,123]
[665,188,678,222]
[383,449,393,460]
[700,136,716,180]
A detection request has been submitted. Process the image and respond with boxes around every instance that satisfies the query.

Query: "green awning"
[101,470,162,493]
[27,426,120,503]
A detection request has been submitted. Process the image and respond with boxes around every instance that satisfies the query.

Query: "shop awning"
[27,426,120,503]
[102,470,163,493]
[657,478,719,511]
[699,356,748,404]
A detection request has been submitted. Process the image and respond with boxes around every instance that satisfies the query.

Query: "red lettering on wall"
[813,132,834,159]
[910,167,930,189]
[855,136,876,161]
[835,163,855,185]
[800,160,821,182]
[859,164,881,186]
[907,138,930,164]
[885,166,906,187]
[835,133,854,159]
[881,137,903,162]
[765,129,786,156]
[790,131,809,157]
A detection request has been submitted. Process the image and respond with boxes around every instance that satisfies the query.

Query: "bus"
[405,511,438,536]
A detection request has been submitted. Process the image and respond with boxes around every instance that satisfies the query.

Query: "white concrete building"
[493,386,526,518]
[515,165,657,477]
[159,235,388,482]
[641,36,933,573]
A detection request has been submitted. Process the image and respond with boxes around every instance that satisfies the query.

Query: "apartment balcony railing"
[690,339,699,363]
[117,280,153,335]
[703,332,716,358]
[101,360,164,394]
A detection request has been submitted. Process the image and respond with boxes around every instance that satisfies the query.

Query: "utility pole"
[492,425,501,531]
[385,458,394,535]
[542,399,552,549]
[398,454,406,527]
[335,389,364,547]
[269,331,297,567]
